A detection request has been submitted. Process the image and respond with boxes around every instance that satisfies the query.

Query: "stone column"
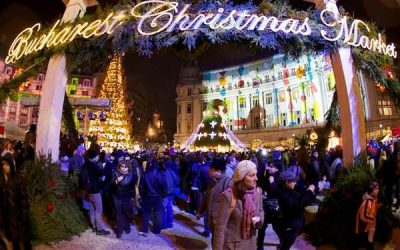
[311,0,366,165]
[36,0,98,161]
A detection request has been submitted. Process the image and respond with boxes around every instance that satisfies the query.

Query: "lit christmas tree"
[89,53,133,152]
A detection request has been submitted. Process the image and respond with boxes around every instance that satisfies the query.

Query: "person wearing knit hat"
[213,160,264,250]
[276,171,316,250]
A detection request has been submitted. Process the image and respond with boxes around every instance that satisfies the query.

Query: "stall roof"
[20,95,111,110]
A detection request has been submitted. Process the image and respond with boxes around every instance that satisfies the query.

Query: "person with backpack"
[79,150,110,236]
[355,181,380,250]
[197,158,231,240]
[213,160,264,250]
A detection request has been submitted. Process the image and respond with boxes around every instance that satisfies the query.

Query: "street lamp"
[379,124,383,136]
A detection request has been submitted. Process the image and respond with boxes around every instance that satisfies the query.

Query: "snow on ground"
[34,206,318,250]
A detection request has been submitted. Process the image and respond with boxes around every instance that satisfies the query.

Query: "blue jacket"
[163,167,180,196]
[198,161,211,192]
[140,167,167,198]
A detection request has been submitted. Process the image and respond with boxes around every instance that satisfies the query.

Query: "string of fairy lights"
[89,54,133,152]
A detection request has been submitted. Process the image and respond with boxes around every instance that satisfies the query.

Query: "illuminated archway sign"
[5,0,397,64]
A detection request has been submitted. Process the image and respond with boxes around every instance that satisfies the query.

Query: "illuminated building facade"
[175,54,400,148]
[0,58,99,131]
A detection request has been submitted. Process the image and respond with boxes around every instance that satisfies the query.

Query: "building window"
[296,111,301,124]
[187,120,192,133]
[280,113,287,126]
[265,114,273,127]
[278,90,286,102]
[187,103,192,114]
[37,74,45,82]
[252,96,259,107]
[378,100,393,116]
[9,104,16,114]
[82,79,91,87]
[278,72,282,79]
[265,93,272,105]
[187,88,192,96]
[71,78,79,86]
[35,85,41,91]
[291,68,296,76]
[177,122,181,133]
[178,104,181,115]
[82,90,89,96]
[265,75,270,82]
[5,67,12,75]
[309,108,315,121]
[239,96,246,108]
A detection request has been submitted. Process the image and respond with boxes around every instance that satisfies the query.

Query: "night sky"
[1,0,399,140]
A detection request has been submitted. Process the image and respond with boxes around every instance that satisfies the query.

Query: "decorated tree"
[89,53,133,151]
[193,99,231,151]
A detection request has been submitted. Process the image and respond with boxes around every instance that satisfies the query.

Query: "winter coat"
[307,158,322,187]
[0,173,30,242]
[198,174,232,230]
[189,160,201,189]
[140,167,167,198]
[112,170,138,199]
[355,193,377,235]
[213,188,264,250]
[70,153,85,173]
[79,160,105,194]
[198,161,211,192]
[277,187,315,233]
[163,167,180,196]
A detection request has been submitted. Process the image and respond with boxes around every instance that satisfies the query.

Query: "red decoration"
[47,203,55,213]
[384,65,393,79]
[48,179,56,188]
[223,108,227,114]
[238,79,244,88]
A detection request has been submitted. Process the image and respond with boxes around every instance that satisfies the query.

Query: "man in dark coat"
[276,171,316,250]
[197,158,230,239]
[139,159,167,236]
[0,157,31,250]
[79,150,110,235]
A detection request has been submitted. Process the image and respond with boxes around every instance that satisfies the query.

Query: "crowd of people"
[0,126,400,250]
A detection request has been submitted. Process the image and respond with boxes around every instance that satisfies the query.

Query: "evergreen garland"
[25,156,87,244]
[307,153,394,247]
[1,0,398,105]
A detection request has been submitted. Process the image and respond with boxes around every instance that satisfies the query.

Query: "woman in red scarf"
[213,160,264,250]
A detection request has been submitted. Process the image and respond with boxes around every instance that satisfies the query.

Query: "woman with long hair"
[213,160,263,250]
[0,157,31,250]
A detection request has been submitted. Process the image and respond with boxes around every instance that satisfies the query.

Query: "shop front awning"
[20,95,111,110]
